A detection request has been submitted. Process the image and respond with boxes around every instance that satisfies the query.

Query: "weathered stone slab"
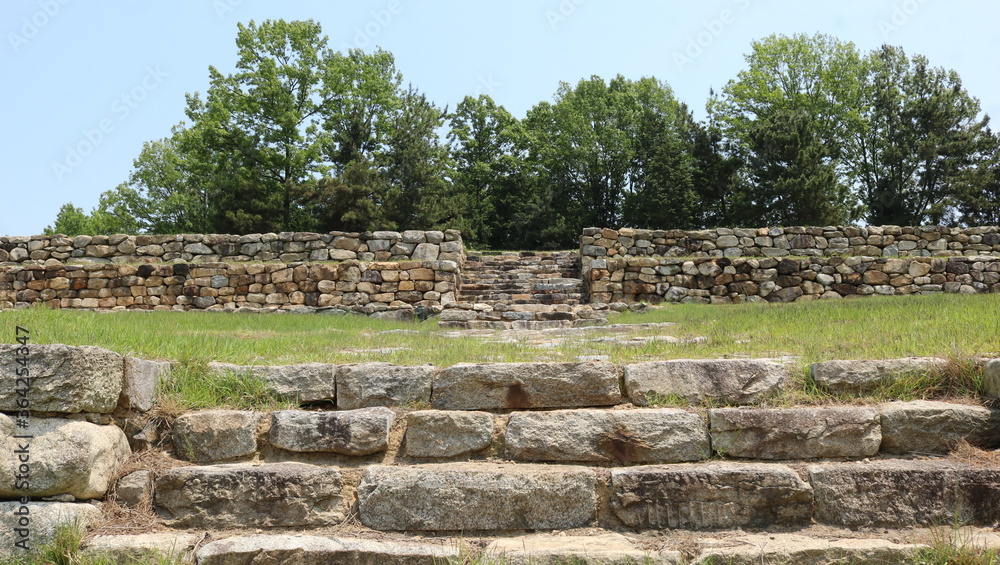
[155,462,344,528]
[487,533,679,564]
[172,410,261,462]
[984,359,1000,398]
[612,463,813,529]
[196,535,459,565]
[357,463,596,531]
[709,407,881,459]
[624,359,789,405]
[692,534,924,565]
[432,363,620,410]
[115,470,151,507]
[83,533,198,563]
[0,502,102,559]
[0,415,129,500]
[404,410,493,458]
[336,363,434,409]
[207,362,335,403]
[880,400,1000,454]
[810,357,949,392]
[0,344,123,413]
[505,408,709,463]
[270,408,393,455]
[120,357,168,412]
[810,460,1000,527]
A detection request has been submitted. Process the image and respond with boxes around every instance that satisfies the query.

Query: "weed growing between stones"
[157,358,299,412]
[0,520,183,565]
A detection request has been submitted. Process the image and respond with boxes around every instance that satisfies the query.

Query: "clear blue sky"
[3,0,998,236]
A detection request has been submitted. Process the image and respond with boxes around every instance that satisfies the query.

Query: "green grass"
[0,522,182,565]
[3,293,998,367]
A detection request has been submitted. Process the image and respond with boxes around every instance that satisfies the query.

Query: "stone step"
[80,529,969,565]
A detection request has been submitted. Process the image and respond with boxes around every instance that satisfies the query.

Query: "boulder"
[0,502,101,559]
[0,416,129,500]
[115,470,151,507]
[196,535,459,565]
[880,400,1000,454]
[270,408,393,455]
[336,363,434,409]
[357,463,596,531]
[155,463,344,528]
[172,410,261,462]
[709,407,881,459]
[810,460,1000,527]
[432,363,620,410]
[624,359,789,405]
[612,463,813,529]
[404,411,493,458]
[207,362,335,403]
[505,408,709,463]
[810,357,949,392]
[0,344,123,413]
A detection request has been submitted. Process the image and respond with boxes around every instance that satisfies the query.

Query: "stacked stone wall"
[0,230,464,265]
[582,226,1000,259]
[0,260,460,314]
[585,255,1000,305]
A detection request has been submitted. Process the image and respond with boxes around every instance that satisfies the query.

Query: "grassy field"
[2,293,998,367]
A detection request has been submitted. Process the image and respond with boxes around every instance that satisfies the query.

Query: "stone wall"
[0,260,460,315]
[0,230,464,265]
[581,226,1000,259]
[584,255,1000,305]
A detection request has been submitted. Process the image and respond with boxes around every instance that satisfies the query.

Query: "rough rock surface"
[709,407,881,459]
[0,344,123,413]
[692,534,924,565]
[270,408,393,455]
[0,502,102,559]
[505,408,710,463]
[196,535,459,565]
[404,410,493,458]
[0,415,130,500]
[984,359,1000,398]
[810,358,949,392]
[880,400,1000,454]
[83,533,199,562]
[155,463,344,528]
[624,359,789,405]
[810,460,1000,527]
[120,357,168,412]
[207,362,335,403]
[336,363,434,409]
[431,362,621,410]
[115,470,151,507]
[171,410,261,462]
[357,463,596,531]
[612,463,813,529]
[486,533,679,564]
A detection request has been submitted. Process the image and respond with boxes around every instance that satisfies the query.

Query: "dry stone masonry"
[3,344,1000,562]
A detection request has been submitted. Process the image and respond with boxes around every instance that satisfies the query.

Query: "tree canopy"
[48,27,999,249]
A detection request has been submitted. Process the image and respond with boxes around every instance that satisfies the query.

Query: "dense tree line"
[47,24,1000,249]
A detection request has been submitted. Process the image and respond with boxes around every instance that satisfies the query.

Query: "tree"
[712,33,863,224]
[848,45,991,224]
[183,19,345,232]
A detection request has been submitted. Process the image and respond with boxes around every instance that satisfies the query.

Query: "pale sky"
[3,0,998,236]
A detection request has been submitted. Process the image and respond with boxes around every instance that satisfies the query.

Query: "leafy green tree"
[712,33,863,223]
[44,204,92,236]
[686,95,744,228]
[849,45,991,224]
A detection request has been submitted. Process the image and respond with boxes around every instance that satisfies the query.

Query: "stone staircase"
[13,345,1000,563]
[440,251,608,329]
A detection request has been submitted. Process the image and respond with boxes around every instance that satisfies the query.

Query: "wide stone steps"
[456,252,586,314]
